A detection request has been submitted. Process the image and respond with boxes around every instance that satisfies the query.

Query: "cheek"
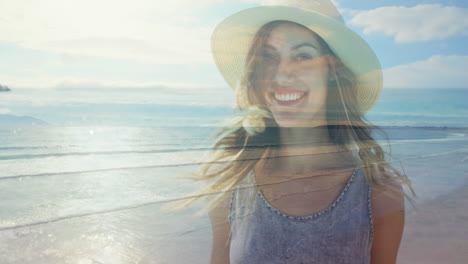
[260,67,276,84]
[301,73,328,110]
[298,72,329,90]
[298,70,329,91]
[299,59,329,82]
[308,87,328,107]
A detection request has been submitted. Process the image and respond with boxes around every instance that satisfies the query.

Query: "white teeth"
[274,92,304,101]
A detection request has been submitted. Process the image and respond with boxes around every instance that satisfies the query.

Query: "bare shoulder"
[205,160,233,264]
[207,161,233,224]
[208,190,232,223]
[371,179,405,219]
[208,189,232,264]
[370,177,405,264]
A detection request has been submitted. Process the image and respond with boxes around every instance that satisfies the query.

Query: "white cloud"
[0,0,347,65]
[0,76,234,106]
[242,0,341,6]
[0,108,12,114]
[383,55,468,88]
[0,0,226,64]
[3,87,234,107]
[350,4,468,43]
[0,73,219,90]
[52,79,220,91]
[0,74,58,89]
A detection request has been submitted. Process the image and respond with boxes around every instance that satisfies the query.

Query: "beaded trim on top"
[256,165,361,221]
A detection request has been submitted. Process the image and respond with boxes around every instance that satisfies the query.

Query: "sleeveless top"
[228,165,374,264]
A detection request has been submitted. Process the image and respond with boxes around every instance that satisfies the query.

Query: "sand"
[398,172,468,264]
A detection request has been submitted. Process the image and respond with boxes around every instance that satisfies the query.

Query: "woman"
[180,1,415,263]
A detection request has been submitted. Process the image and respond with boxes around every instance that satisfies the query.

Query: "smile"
[271,89,308,106]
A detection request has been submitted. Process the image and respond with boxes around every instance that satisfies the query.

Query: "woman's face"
[259,23,330,128]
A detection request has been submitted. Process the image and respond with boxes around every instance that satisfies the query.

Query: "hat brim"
[211,6,382,114]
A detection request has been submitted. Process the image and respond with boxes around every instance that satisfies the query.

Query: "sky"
[0,0,467,125]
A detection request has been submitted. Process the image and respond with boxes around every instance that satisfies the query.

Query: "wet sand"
[399,171,468,264]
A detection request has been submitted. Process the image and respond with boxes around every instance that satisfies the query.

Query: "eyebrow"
[264,43,319,51]
[292,43,318,50]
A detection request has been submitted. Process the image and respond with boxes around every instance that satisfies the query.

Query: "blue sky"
[0,0,467,125]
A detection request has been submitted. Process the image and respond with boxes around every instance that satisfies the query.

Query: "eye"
[261,52,279,61]
[295,53,313,61]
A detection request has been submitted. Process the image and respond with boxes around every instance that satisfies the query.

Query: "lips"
[271,89,308,106]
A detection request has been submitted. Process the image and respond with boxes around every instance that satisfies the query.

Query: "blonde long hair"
[172,20,416,213]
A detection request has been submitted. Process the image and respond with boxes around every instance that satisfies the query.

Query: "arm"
[370,183,405,264]
[208,192,232,264]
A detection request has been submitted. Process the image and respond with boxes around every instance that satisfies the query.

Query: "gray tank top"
[229,165,373,264]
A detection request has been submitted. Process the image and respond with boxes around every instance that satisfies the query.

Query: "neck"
[262,126,334,173]
[278,126,332,148]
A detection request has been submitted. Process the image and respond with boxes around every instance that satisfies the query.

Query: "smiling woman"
[2,0,468,263]
[171,1,417,264]
[256,22,330,128]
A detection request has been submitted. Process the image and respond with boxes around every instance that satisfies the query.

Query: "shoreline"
[409,126,468,134]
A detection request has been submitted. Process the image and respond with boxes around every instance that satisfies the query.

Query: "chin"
[274,119,327,128]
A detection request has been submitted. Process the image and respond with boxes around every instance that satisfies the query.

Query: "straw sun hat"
[211,0,382,115]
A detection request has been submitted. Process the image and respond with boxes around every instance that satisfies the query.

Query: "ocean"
[1,88,468,263]
[2,88,468,127]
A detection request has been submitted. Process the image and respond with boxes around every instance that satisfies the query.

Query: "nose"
[273,60,295,86]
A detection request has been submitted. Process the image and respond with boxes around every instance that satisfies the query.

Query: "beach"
[399,173,468,264]
[398,128,468,264]
[1,126,467,263]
